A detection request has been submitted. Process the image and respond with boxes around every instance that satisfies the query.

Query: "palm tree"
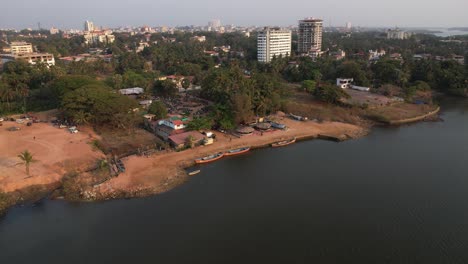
[18,150,36,176]
[0,85,16,112]
[73,111,91,125]
[17,84,29,114]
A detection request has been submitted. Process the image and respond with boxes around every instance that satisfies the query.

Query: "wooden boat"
[224,146,251,156]
[270,122,286,130]
[195,152,224,164]
[188,170,201,176]
[271,137,296,148]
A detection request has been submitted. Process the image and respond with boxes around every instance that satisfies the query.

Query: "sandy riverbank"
[0,122,104,193]
[90,118,367,199]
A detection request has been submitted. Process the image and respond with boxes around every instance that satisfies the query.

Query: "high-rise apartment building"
[84,20,95,32]
[298,18,323,57]
[257,27,291,63]
[208,19,222,29]
[387,28,411,40]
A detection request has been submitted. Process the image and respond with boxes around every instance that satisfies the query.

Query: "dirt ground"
[343,89,397,107]
[95,116,366,196]
[0,121,104,193]
[368,103,438,121]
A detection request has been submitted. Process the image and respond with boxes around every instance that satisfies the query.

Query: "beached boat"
[195,152,224,164]
[224,146,251,156]
[188,170,201,176]
[271,137,296,148]
[270,122,286,130]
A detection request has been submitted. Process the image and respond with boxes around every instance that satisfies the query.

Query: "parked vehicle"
[8,127,20,131]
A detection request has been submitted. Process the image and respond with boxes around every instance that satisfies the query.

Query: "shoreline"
[81,119,368,202]
[1,120,367,216]
[387,107,441,125]
[1,106,441,216]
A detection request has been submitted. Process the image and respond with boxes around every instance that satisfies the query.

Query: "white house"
[336,78,354,89]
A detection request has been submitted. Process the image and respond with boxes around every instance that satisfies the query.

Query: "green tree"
[153,80,177,97]
[61,84,139,128]
[301,80,317,93]
[186,117,214,131]
[17,150,36,176]
[147,101,168,119]
[181,78,191,89]
[314,84,351,104]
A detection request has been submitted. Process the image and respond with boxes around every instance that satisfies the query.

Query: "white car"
[0,118,4,122]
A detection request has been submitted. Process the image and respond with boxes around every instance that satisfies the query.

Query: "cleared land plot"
[0,121,104,193]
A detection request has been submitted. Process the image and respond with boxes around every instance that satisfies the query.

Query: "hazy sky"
[1,0,467,29]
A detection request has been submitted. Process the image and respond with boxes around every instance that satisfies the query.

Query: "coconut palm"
[73,110,91,125]
[18,150,36,176]
[0,85,16,112]
[17,84,29,113]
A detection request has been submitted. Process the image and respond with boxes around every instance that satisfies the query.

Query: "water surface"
[1,98,468,264]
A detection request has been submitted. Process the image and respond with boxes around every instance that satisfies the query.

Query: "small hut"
[236,126,255,135]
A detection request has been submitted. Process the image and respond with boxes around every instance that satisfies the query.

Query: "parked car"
[8,127,20,131]
[0,117,4,122]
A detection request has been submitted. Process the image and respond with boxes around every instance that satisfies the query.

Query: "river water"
[1,98,468,264]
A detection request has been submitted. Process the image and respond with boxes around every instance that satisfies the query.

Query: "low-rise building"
[168,131,205,149]
[2,53,55,66]
[119,87,145,96]
[191,36,206,42]
[337,78,354,89]
[10,42,33,55]
[330,50,346,60]
[369,49,386,61]
[336,78,370,92]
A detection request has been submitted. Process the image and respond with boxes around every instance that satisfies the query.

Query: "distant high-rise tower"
[257,27,291,63]
[208,19,221,29]
[297,18,323,56]
[84,20,95,32]
[346,22,352,30]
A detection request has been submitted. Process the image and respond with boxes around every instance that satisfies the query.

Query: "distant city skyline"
[1,0,467,29]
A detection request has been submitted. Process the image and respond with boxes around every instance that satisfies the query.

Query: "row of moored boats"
[194,137,297,164]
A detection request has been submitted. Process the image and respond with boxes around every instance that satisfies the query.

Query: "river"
[1,98,468,263]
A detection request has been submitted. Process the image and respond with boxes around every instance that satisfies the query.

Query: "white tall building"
[298,18,323,57]
[208,19,221,29]
[84,20,95,32]
[387,28,411,40]
[257,27,291,63]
